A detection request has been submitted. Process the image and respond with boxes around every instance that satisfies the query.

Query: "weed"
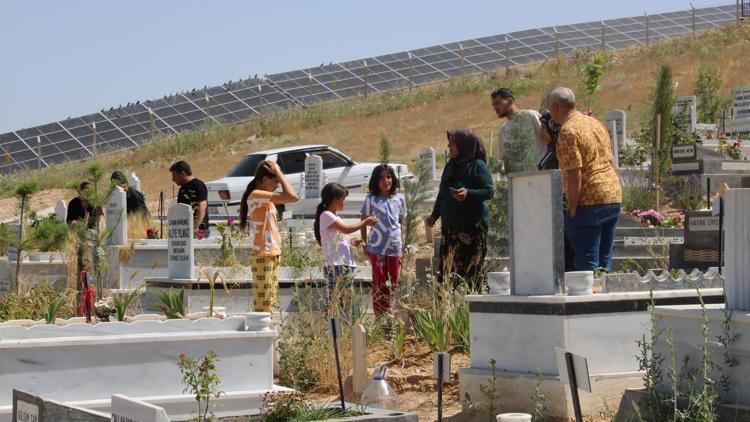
[0,282,75,322]
[113,286,142,321]
[531,368,547,422]
[41,296,66,324]
[178,350,222,422]
[156,288,186,319]
[476,358,500,422]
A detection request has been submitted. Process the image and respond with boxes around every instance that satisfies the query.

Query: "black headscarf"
[441,128,487,189]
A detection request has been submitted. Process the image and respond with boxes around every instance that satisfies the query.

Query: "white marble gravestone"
[609,120,620,168]
[730,85,750,132]
[673,96,697,134]
[724,188,750,311]
[111,394,170,422]
[54,200,67,224]
[167,203,194,280]
[106,186,128,245]
[604,109,627,144]
[420,147,437,181]
[304,154,324,199]
[508,170,565,295]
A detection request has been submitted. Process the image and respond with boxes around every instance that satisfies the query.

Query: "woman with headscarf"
[426,128,493,290]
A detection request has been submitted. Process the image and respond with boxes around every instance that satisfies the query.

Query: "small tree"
[651,65,675,182]
[12,181,39,292]
[694,66,724,125]
[378,136,392,164]
[582,53,608,112]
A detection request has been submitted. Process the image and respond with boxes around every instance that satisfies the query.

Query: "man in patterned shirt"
[549,87,622,271]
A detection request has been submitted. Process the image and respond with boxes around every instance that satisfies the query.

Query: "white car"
[206,144,410,222]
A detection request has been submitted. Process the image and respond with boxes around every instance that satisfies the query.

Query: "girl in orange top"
[239,160,299,312]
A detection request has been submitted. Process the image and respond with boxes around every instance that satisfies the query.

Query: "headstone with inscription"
[106,186,128,245]
[729,85,750,133]
[420,147,437,181]
[111,394,170,422]
[167,203,194,280]
[604,109,627,144]
[304,154,324,199]
[681,211,720,268]
[54,200,67,225]
[673,96,697,134]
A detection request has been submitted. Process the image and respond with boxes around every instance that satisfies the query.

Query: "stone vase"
[565,271,594,295]
[486,272,511,295]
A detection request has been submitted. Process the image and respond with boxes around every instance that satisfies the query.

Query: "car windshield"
[226,154,266,177]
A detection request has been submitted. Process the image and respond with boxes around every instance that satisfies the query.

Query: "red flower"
[179,353,186,359]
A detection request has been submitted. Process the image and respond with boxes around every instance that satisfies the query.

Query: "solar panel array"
[0,4,739,175]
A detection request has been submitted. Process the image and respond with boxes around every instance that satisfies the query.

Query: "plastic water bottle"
[361,366,399,410]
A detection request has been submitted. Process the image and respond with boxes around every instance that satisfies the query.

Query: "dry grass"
[2,23,750,221]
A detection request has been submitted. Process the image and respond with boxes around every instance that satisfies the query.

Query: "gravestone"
[419,147,437,181]
[111,394,170,422]
[680,211,720,269]
[167,203,194,280]
[730,85,750,133]
[609,120,619,168]
[54,200,67,224]
[604,109,627,144]
[106,186,127,245]
[673,96,697,134]
[12,389,109,422]
[304,154,324,199]
[127,172,142,194]
[724,188,750,311]
[508,170,564,295]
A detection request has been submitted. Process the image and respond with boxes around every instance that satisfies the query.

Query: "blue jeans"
[564,203,621,271]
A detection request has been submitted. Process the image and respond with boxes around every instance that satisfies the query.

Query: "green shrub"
[0,282,75,322]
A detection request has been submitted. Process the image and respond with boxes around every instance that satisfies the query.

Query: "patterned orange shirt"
[556,111,622,206]
[248,190,282,256]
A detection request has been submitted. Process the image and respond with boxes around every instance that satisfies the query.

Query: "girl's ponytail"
[238,178,258,232]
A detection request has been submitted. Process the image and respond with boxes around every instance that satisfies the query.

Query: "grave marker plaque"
[54,200,67,225]
[111,394,170,422]
[167,203,194,280]
[304,154,324,199]
[419,147,437,181]
[682,211,720,267]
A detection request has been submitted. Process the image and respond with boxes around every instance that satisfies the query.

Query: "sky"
[0,0,733,134]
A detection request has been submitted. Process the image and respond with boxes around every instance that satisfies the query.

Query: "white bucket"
[497,413,532,422]
[565,271,594,295]
[487,272,511,295]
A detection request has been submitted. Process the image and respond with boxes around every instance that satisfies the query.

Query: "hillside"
[2,23,750,220]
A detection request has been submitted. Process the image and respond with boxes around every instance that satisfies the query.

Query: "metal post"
[707,177,712,210]
[159,191,164,239]
[330,318,346,410]
[691,3,696,36]
[459,43,464,76]
[408,52,413,91]
[148,107,155,141]
[645,12,650,46]
[437,356,443,422]
[363,60,368,98]
[37,136,41,169]
[565,352,583,422]
[738,0,741,24]
[308,72,313,104]
[554,27,560,58]
[205,92,211,123]
[654,114,661,211]
[92,121,97,157]
[257,84,263,110]
[505,36,510,71]
[719,198,724,274]
[601,20,606,51]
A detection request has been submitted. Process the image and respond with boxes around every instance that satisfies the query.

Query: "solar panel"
[0,3,739,175]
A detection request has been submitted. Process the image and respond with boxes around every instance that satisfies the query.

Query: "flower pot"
[565,271,594,296]
[486,272,511,295]
[497,414,532,422]
[240,312,274,331]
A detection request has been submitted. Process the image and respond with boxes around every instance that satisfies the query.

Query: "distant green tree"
[694,66,723,125]
[582,53,609,112]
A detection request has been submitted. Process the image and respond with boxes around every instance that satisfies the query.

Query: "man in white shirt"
[491,87,548,173]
